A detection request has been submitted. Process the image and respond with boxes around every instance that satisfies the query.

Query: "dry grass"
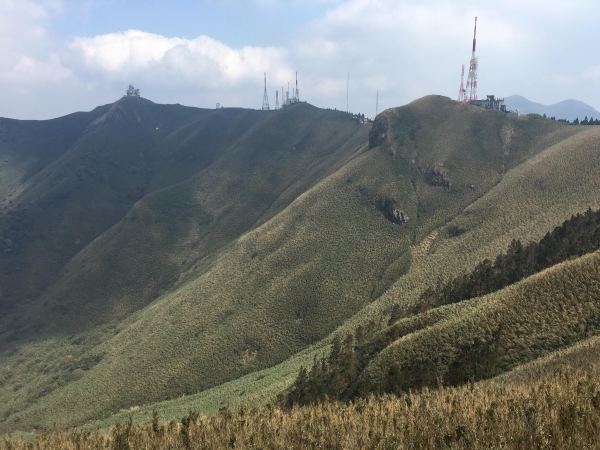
[5,336,600,449]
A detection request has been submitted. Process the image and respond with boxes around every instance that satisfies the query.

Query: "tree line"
[417,207,600,309]
[546,114,600,125]
[285,207,600,407]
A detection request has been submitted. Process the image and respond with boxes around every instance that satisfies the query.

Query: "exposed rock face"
[376,198,408,225]
[424,168,450,189]
[369,115,389,149]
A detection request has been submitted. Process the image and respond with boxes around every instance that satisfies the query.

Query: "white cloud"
[71,31,185,73]
[0,54,71,83]
[0,0,58,62]
[0,0,76,118]
[70,30,292,86]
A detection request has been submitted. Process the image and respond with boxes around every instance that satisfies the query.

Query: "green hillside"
[1,95,600,435]
[118,96,600,426]
[0,98,267,316]
[0,98,374,430]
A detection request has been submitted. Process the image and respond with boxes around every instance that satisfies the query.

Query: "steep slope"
[7,102,371,335]
[1,96,599,432]
[0,106,111,231]
[0,105,111,183]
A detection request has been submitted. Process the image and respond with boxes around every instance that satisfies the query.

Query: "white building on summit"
[126,85,140,97]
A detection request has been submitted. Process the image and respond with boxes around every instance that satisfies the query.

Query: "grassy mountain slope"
[0,136,408,429]
[352,248,600,395]
[0,101,375,430]
[0,106,111,263]
[101,98,600,424]
[0,98,268,315]
[1,96,600,433]
[0,105,111,185]
[12,102,371,334]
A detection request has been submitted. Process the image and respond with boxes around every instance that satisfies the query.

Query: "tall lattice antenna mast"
[458,64,467,102]
[465,17,478,101]
[375,91,379,117]
[295,72,299,101]
[346,72,349,113]
[262,72,270,110]
[275,90,279,109]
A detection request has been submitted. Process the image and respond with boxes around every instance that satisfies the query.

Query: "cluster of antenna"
[262,72,300,110]
[458,17,478,102]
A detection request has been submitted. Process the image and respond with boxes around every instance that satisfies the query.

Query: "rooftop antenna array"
[262,73,270,110]
[278,73,301,108]
[465,16,478,101]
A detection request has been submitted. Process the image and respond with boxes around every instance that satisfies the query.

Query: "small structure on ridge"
[126,85,140,97]
[470,95,507,112]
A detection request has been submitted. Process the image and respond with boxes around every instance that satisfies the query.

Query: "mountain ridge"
[1,95,600,434]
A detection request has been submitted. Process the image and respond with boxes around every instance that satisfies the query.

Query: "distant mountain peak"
[504,94,600,121]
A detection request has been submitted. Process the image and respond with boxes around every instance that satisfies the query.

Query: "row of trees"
[418,207,600,309]
[286,207,600,407]
[546,114,600,125]
[573,116,600,125]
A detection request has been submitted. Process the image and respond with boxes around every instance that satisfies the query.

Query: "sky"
[1,0,599,120]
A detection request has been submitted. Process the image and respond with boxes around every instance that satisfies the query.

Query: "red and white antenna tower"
[458,64,467,102]
[465,16,478,100]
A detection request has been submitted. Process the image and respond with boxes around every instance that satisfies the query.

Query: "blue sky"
[58,1,330,47]
[1,0,600,119]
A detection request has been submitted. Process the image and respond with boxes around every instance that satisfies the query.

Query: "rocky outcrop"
[376,198,408,225]
[369,115,389,149]
[424,168,450,189]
